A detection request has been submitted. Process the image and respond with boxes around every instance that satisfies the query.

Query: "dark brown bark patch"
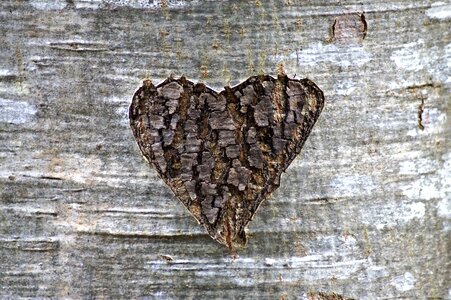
[129,75,324,248]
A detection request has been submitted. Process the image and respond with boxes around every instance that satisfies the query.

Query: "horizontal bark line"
[0,239,59,251]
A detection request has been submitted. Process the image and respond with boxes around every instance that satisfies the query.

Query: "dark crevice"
[418,96,425,130]
[361,12,368,40]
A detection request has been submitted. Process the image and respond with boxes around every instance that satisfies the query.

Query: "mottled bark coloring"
[129,75,324,249]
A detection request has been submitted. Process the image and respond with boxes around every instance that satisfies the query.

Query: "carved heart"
[129,75,324,249]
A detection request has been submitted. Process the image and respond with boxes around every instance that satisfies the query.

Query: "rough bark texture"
[129,75,324,249]
[0,0,449,299]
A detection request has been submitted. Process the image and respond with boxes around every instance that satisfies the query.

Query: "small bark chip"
[129,75,324,249]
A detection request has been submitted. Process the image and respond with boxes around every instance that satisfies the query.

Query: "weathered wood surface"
[0,0,449,299]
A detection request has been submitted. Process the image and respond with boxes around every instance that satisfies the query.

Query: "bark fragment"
[331,13,367,43]
[129,75,324,248]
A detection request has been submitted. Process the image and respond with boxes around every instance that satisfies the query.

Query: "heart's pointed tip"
[211,222,248,250]
[217,234,248,251]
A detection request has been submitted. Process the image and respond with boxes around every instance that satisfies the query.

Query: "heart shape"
[129,75,324,249]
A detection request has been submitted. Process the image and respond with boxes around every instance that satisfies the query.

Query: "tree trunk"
[0,0,449,299]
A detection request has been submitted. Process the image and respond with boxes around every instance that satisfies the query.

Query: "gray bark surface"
[0,0,449,299]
